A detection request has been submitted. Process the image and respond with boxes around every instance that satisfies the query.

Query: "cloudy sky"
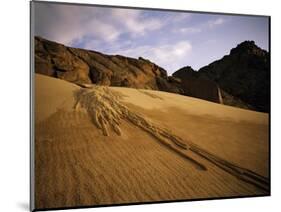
[33,2,269,75]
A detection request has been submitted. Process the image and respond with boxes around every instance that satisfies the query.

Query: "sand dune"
[34,74,269,209]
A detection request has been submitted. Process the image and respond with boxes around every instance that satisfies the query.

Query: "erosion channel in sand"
[35,74,269,209]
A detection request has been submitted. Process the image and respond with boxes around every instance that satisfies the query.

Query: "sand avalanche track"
[74,86,269,191]
[35,74,269,209]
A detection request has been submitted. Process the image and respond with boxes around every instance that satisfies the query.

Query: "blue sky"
[34,2,269,75]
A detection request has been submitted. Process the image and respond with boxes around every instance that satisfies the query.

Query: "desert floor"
[34,74,269,209]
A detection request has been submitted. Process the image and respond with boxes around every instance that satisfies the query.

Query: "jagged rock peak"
[172,66,198,78]
[198,40,269,112]
[230,40,267,56]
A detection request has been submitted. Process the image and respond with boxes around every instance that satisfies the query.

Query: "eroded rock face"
[198,41,270,112]
[34,36,179,92]
[35,37,91,84]
[172,66,223,104]
[34,37,269,112]
[173,41,270,112]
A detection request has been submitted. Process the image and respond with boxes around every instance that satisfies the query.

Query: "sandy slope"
[34,74,269,209]
[112,87,269,177]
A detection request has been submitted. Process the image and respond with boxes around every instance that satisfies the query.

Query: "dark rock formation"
[173,66,199,79]
[34,37,269,112]
[34,36,181,93]
[173,66,223,104]
[172,41,270,112]
[198,41,270,112]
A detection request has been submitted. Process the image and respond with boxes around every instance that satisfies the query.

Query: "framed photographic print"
[30,1,270,211]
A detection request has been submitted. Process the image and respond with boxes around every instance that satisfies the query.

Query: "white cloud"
[35,4,124,45]
[34,4,168,46]
[174,17,226,35]
[208,18,226,28]
[177,27,202,34]
[110,9,164,36]
[169,13,191,22]
[112,41,192,73]
[34,3,197,47]
[34,3,227,72]
[88,20,121,42]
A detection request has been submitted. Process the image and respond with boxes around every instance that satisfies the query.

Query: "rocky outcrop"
[172,66,223,104]
[173,41,270,112]
[35,37,91,84]
[34,37,269,112]
[173,66,199,79]
[172,67,252,109]
[198,41,270,112]
[34,36,181,93]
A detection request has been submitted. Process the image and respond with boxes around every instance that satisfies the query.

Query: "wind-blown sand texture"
[34,74,269,210]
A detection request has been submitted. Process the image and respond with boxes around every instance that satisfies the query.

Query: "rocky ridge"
[35,37,269,112]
